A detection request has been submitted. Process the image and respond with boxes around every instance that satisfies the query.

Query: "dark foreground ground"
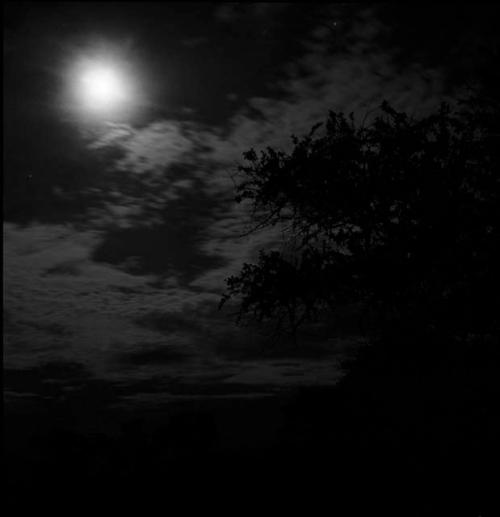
[4,334,499,515]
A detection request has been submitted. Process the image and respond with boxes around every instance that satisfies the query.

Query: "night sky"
[4,3,500,506]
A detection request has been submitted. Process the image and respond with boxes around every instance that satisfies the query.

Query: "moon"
[77,61,131,112]
[64,53,138,121]
[80,65,125,107]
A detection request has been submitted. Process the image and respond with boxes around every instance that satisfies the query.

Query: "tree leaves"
[221,99,500,344]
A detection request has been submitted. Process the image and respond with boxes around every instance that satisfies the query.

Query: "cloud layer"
[6,6,460,404]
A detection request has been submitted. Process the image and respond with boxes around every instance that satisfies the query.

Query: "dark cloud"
[91,222,223,282]
[118,344,190,365]
[135,310,203,334]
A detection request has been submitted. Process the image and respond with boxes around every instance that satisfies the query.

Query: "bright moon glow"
[69,57,135,117]
[78,62,130,111]
[81,65,125,107]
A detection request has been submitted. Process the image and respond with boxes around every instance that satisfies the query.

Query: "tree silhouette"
[220,98,500,346]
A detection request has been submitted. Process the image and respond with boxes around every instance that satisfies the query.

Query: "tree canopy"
[220,99,500,345]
